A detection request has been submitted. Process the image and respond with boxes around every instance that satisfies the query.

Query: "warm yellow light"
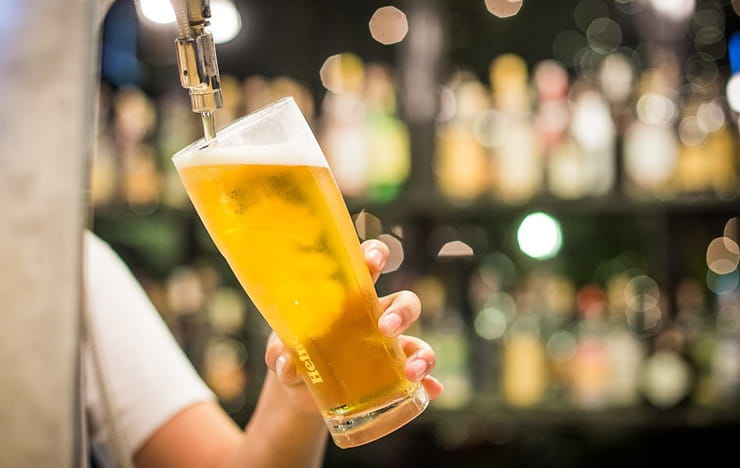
[319,53,365,94]
[707,237,740,275]
[139,0,176,24]
[369,6,409,45]
[485,0,524,18]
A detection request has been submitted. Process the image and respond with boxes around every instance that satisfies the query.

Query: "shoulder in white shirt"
[82,230,215,464]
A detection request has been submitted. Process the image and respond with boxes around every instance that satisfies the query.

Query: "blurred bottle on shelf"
[531,60,586,201]
[468,253,517,403]
[622,66,680,199]
[487,54,543,203]
[318,53,369,199]
[568,82,617,198]
[501,276,549,408]
[639,325,695,410]
[502,312,547,408]
[603,274,645,407]
[203,337,248,412]
[598,52,636,135]
[569,285,611,410]
[535,273,577,406]
[363,63,411,202]
[113,86,161,210]
[676,278,718,407]
[157,89,198,209]
[709,292,740,406]
[674,76,737,198]
[416,274,473,410]
[434,71,491,204]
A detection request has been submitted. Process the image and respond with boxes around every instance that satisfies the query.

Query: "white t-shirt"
[82,231,216,465]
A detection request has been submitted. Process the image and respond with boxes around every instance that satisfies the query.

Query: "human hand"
[264,239,443,414]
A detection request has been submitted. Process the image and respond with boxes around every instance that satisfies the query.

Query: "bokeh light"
[696,101,726,134]
[573,0,609,32]
[570,90,615,151]
[726,74,740,112]
[640,350,691,409]
[369,6,409,45]
[706,237,740,275]
[354,210,383,241]
[586,17,622,54]
[139,0,175,24]
[472,109,508,148]
[485,0,524,19]
[210,0,242,44]
[516,212,562,260]
[707,269,739,295]
[678,116,707,146]
[599,53,633,103]
[717,302,740,334]
[474,304,510,340]
[649,0,696,21]
[319,53,364,94]
[624,275,663,336]
[377,233,404,273]
[636,93,678,127]
[724,217,739,241]
[438,240,475,257]
[553,30,587,68]
[138,0,242,43]
[546,330,577,360]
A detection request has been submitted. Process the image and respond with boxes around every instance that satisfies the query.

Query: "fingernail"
[410,359,428,381]
[379,312,402,336]
[369,249,385,269]
[275,354,288,379]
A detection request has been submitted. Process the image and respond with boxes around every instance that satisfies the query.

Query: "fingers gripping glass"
[172,97,429,448]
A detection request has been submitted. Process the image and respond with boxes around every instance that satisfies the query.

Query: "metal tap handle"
[175,31,223,113]
[170,0,223,141]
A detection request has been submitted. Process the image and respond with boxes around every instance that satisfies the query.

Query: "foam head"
[173,97,328,169]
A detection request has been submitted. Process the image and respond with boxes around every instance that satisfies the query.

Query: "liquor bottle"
[317,53,369,199]
[568,85,617,197]
[674,80,736,197]
[435,71,491,204]
[113,87,161,209]
[157,90,198,209]
[488,54,543,203]
[622,69,680,199]
[710,293,740,406]
[363,63,410,202]
[639,326,695,410]
[501,311,547,408]
[601,274,645,407]
[570,285,611,410]
[417,275,473,410]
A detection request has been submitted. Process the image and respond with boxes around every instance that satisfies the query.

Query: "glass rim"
[172,96,297,160]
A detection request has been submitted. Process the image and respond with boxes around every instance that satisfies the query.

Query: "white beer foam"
[173,141,328,170]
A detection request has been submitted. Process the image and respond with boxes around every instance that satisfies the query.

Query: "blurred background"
[91,0,740,466]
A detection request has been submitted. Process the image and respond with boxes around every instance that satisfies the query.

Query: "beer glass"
[172,97,429,448]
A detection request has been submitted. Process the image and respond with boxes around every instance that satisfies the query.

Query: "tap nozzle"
[172,0,223,141]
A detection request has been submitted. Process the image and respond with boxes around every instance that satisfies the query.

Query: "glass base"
[325,384,430,449]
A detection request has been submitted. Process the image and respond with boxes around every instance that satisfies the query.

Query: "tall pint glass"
[172,97,429,448]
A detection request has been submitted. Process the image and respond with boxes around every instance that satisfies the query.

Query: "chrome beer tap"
[170,0,223,142]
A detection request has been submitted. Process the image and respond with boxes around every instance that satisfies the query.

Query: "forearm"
[223,372,328,468]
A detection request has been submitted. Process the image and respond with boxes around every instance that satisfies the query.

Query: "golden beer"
[173,98,428,447]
